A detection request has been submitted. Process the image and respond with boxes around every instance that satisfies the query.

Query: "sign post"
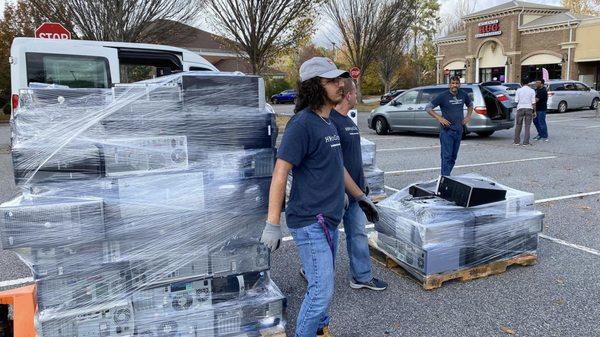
[349,67,361,80]
[35,23,71,40]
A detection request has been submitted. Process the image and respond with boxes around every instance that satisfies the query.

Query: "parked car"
[545,80,600,113]
[270,89,297,104]
[481,81,521,98]
[484,85,516,110]
[368,84,514,137]
[379,89,405,105]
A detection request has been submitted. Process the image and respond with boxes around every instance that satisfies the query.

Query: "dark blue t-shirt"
[277,108,345,228]
[427,89,473,131]
[330,109,364,201]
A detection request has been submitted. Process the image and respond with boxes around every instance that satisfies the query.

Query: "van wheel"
[591,98,599,110]
[558,101,568,113]
[476,131,494,138]
[374,117,389,135]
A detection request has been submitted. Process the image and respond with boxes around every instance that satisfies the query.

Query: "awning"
[521,54,561,66]
[444,61,466,70]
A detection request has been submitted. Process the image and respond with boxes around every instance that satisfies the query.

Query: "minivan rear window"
[26,53,110,88]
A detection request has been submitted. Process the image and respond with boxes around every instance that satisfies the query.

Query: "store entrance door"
[479,67,505,83]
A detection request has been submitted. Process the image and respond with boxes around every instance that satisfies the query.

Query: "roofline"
[463,2,567,22]
[519,16,580,31]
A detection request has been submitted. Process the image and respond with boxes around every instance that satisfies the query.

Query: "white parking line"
[378,145,439,152]
[539,234,600,257]
[0,277,33,288]
[535,190,600,203]
[385,185,400,192]
[584,124,600,129]
[547,118,579,123]
[384,156,557,174]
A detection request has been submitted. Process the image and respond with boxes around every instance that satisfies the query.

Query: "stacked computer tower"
[360,137,385,201]
[374,174,543,278]
[1,72,286,336]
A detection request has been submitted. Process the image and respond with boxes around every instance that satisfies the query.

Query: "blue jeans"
[343,201,372,282]
[289,221,339,337]
[440,127,462,176]
[533,110,548,138]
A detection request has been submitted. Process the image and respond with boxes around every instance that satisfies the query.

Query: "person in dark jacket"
[533,79,549,141]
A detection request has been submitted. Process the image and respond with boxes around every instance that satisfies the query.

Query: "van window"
[418,88,446,104]
[118,49,183,83]
[397,90,418,104]
[26,53,110,88]
[575,83,589,91]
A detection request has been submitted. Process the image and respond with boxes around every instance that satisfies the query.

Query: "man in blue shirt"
[330,78,387,291]
[425,76,474,176]
[260,57,378,337]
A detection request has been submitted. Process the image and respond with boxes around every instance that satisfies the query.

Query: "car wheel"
[558,101,568,113]
[374,117,389,135]
[476,131,495,138]
[591,98,599,110]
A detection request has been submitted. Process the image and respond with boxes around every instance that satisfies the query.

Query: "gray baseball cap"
[299,57,350,82]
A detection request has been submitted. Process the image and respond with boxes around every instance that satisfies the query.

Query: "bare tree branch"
[326,0,418,102]
[206,0,321,75]
[29,0,203,42]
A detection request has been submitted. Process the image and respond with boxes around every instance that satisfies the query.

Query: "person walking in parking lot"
[533,79,549,141]
[425,76,474,176]
[514,79,537,146]
[260,57,376,337]
[329,78,387,292]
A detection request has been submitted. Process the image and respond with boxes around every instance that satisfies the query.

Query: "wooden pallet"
[368,233,537,290]
[371,194,387,204]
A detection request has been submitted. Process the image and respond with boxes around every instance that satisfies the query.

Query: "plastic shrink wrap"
[373,174,542,277]
[360,137,385,200]
[1,72,286,336]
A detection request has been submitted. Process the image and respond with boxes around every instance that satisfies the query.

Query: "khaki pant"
[514,108,533,144]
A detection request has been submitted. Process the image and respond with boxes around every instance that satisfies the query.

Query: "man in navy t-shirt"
[425,76,474,176]
[259,57,378,337]
[330,78,387,291]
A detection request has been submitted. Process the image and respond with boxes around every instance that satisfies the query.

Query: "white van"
[10,37,218,111]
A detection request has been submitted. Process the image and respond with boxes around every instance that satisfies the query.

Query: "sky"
[0,0,566,46]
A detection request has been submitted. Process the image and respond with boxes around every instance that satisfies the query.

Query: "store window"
[443,69,466,84]
[521,64,562,83]
[479,67,505,83]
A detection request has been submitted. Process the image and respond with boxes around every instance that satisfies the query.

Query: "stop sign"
[349,67,361,79]
[35,23,71,39]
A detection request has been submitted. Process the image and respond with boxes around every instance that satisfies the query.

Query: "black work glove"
[357,193,379,222]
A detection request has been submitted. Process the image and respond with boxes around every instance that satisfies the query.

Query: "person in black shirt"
[533,79,549,141]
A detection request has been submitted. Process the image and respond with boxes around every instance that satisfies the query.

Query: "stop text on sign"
[475,19,501,38]
[37,32,71,39]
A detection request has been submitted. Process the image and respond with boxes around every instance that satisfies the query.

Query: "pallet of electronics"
[360,137,386,202]
[369,174,542,289]
[1,72,287,336]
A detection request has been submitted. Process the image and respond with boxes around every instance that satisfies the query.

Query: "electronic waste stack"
[373,174,543,279]
[360,137,385,201]
[0,72,286,336]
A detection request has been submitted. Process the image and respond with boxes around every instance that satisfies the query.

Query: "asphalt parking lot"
[1,107,599,336]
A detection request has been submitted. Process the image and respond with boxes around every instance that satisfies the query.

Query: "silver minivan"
[368,84,514,137]
[546,80,600,113]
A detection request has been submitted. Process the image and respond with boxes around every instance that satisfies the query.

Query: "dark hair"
[539,79,545,84]
[294,77,327,113]
[522,78,529,85]
[449,76,461,83]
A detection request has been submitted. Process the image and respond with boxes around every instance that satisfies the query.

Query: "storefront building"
[435,0,600,90]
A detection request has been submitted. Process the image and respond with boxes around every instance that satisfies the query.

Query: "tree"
[377,37,408,93]
[0,0,47,114]
[206,0,321,75]
[440,0,478,36]
[561,0,600,15]
[409,0,440,86]
[326,0,418,102]
[29,0,201,42]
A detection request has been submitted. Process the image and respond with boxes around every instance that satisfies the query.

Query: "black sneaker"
[300,268,307,282]
[317,326,332,336]
[350,277,388,291]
